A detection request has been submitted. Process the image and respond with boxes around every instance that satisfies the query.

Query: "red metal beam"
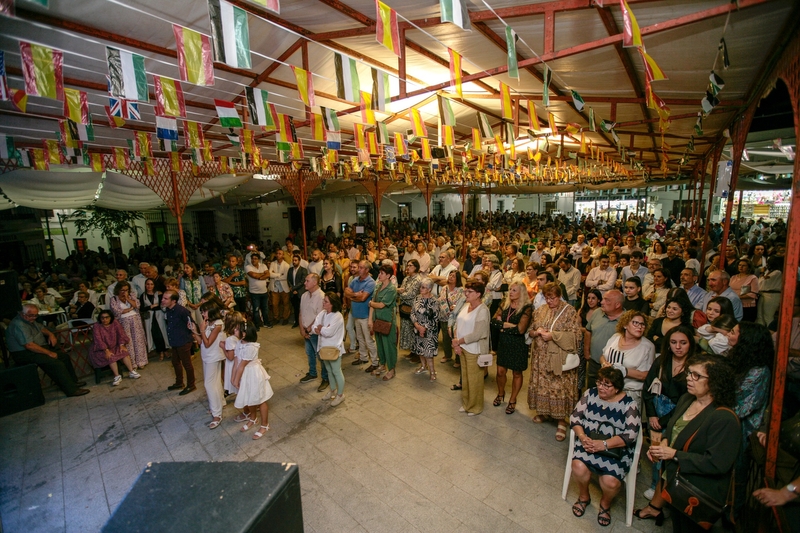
[543,9,555,56]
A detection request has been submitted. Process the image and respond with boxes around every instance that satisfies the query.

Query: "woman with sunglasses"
[648,353,740,532]
[599,310,655,412]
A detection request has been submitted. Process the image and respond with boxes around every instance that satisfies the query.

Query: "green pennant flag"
[571,90,585,112]
[600,119,615,133]
[694,113,703,136]
[589,107,596,132]
[505,26,518,80]
[709,71,725,96]
[542,65,550,107]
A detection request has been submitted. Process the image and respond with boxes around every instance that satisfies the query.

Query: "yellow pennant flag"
[170,152,181,172]
[291,65,315,107]
[90,153,104,172]
[580,132,586,153]
[394,132,407,156]
[360,91,376,125]
[494,134,506,156]
[441,124,454,147]
[472,128,482,151]
[204,139,213,161]
[354,123,366,150]
[114,147,127,169]
[310,113,325,141]
[500,82,513,120]
[409,108,427,138]
[367,131,379,155]
[32,148,47,170]
[220,156,228,173]
[548,112,558,134]
[528,100,540,133]
[449,48,462,98]
[420,138,431,160]
[45,139,61,164]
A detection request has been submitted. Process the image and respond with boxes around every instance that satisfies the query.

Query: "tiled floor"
[0,324,662,532]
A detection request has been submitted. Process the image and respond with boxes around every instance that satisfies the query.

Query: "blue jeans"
[250,292,270,328]
[305,334,328,381]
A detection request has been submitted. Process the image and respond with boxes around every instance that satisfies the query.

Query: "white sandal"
[252,424,270,440]
[240,416,255,432]
[208,417,222,429]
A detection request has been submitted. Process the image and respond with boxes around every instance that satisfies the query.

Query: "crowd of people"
[4,208,797,529]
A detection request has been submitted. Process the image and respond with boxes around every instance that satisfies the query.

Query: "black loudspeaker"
[0,364,45,417]
[103,462,304,533]
[0,270,21,320]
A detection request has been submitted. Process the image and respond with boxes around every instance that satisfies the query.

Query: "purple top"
[90,321,130,368]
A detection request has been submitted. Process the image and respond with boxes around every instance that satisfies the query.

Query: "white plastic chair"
[561,428,644,527]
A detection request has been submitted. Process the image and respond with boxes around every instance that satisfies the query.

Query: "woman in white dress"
[193,302,226,429]
[232,322,273,440]
[139,279,169,360]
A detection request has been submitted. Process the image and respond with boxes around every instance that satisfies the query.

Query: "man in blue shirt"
[344,260,378,372]
[680,268,708,310]
[162,290,196,395]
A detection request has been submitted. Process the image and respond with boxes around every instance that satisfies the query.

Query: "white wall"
[43,212,149,259]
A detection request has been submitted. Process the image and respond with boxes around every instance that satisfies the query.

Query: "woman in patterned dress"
[411,278,440,380]
[438,270,464,365]
[569,366,641,527]
[397,259,422,359]
[527,282,582,441]
[109,281,149,369]
[181,262,207,325]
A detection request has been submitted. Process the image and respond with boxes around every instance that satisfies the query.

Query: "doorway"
[288,207,316,239]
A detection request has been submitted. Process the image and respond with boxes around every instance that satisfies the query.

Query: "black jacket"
[288,266,308,297]
[663,394,741,504]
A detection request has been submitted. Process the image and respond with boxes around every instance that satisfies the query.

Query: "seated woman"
[569,366,642,527]
[90,310,141,386]
[646,295,693,350]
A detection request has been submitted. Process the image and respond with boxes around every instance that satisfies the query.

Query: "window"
[497,200,505,213]
[356,203,374,225]
[192,211,217,243]
[432,201,444,217]
[545,201,557,215]
[74,238,88,253]
[236,209,260,241]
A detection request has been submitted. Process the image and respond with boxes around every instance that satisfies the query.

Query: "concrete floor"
[0,323,661,533]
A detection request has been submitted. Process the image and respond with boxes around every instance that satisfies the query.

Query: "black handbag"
[587,431,625,459]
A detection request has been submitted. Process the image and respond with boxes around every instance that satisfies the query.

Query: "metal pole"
[426,183,431,244]
[300,170,308,258]
[170,170,187,263]
[735,189,744,239]
[57,213,70,256]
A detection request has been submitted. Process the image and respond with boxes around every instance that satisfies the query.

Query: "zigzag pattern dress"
[570,388,641,480]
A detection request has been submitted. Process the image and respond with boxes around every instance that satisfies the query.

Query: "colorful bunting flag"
[353,123,366,150]
[158,138,178,152]
[0,51,9,101]
[326,131,341,150]
[0,135,15,159]
[420,137,432,159]
[500,82,513,120]
[154,76,186,117]
[290,140,303,160]
[472,128,482,150]
[600,119,615,133]
[241,128,254,153]
[183,120,205,148]
[589,107,596,132]
[719,38,730,70]
[477,112,493,138]
[571,90,585,112]
[0,1,14,18]
[45,139,62,165]
[439,0,471,30]
[394,131,407,156]
[10,88,27,113]
[548,112,557,134]
[133,131,152,159]
[367,131,379,155]
[448,48,463,98]
[639,49,667,82]
[214,99,243,128]
[694,113,703,136]
[173,24,215,86]
[494,134,506,156]
[360,91,376,125]
[204,139,213,161]
[320,106,340,132]
[19,41,64,101]
[310,113,325,141]
[226,130,239,146]
[527,100,540,133]
[113,147,127,169]
[580,132,587,153]
[701,91,719,114]
[63,88,89,124]
[542,65,551,107]
[409,108,428,138]
[620,0,642,48]
[67,117,94,143]
[441,124,454,147]
[106,46,149,102]
[277,114,297,149]
[377,122,390,145]
[709,71,725,96]
[291,65,315,107]
[245,87,275,128]
[249,0,279,14]
[371,68,389,111]
[438,96,456,127]
[109,96,140,120]
[505,26,518,80]
[334,53,360,102]
[32,148,47,170]
[376,0,401,57]
[155,116,178,140]
[90,152,104,172]
[208,0,252,69]
[104,106,125,128]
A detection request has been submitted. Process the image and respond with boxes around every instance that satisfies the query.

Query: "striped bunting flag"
[375,0,401,57]
[409,108,427,138]
[448,48,462,98]
[106,46,149,102]
[500,82,513,120]
[360,91,376,125]
[334,53,360,102]
[438,96,456,126]
[63,88,88,124]
[214,99,243,128]
[153,76,186,117]
[0,51,11,101]
[20,41,64,101]
[156,116,179,141]
[320,106,340,132]
[183,120,205,149]
[310,113,325,141]
[440,0,471,30]
[208,0,251,69]
[173,24,215,86]
[371,68,389,111]
[291,65,315,107]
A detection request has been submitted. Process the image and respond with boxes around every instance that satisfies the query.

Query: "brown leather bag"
[373,319,392,335]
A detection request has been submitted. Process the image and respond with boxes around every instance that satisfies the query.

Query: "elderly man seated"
[5,304,89,397]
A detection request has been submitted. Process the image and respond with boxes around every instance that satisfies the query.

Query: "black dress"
[495,304,532,372]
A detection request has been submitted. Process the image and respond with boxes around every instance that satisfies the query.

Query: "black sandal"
[633,503,664,526]
[450,383,462,391]
[572,498,590,517]
[493,394,504,407]
[505,402,516,415]
[597,505,611,527]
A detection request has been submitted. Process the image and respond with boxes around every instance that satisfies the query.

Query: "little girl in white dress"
[222,312,244,397]
[232,322,273,439]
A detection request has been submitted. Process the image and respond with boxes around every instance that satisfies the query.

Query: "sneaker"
[351,359,367,366]
[643,488,655,500]
[330,394,345,407]
[129,370,141,379]
[317,380,329,392]
[112,375,122,386]
[265,322,274,329]
[299,373,316,384]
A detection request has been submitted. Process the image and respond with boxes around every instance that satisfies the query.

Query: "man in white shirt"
[298,273,328,391]
[569,234,588,261]
[131,262,149,297]
[268,249,291,325]
[447,248,460,270]
[533,271,554,310]
[584,255,617,295]
[245,254,271,330]
[481,229,498,249]
[558,257,582,307]
[428,252,456,296]
[620,235,642,255]
[306,248,324,276]
[680,268,708,310]
[107,269,135,300]
[529,241,546,264]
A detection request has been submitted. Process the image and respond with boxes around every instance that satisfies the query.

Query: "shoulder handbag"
[373,318,392,335]
[477,310,493,367]
[587,429,625,460]
[399,303,412,319]
[661,408,737,530]
[550,304,580,372]
[319,346,340,361]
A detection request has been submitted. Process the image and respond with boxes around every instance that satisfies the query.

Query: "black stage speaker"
[0,364,45,417]
[103,462,304,533]
[0,270,21,320]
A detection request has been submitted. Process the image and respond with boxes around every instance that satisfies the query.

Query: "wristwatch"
[603,440,609,451]
[787,483,798,495]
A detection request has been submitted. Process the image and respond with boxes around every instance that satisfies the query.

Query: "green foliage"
[69,207,143,242]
